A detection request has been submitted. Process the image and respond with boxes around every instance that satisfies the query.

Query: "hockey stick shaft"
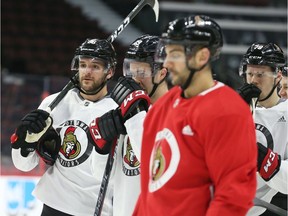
[94,143,117,216]
[254,197,287,216]
[46,0,159,113]
[93,0,159,215]
[107,0,159,43]
[47,74,78,112]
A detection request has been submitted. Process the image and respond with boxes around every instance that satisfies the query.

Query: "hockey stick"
[93,1,159,215]
[26,0,159,143]
[45,0,159,114]
[94,141,117,216]
[254,197,287,216]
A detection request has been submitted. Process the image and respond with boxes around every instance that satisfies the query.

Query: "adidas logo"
[277,116,286,122]
[182,125,194,136]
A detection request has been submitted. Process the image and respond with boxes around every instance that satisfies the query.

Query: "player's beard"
[79,75,106,94]
[171,61,195,88]
[169,69,186,86]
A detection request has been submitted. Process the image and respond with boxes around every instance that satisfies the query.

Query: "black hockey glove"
[89,109,126,154]
[257,142,281,181]
[36,128,61,166]
[110,77,143,105]
[119,89,150,121]
[11,109,52,157]
[237,83,261,105]
[89,90,150,154]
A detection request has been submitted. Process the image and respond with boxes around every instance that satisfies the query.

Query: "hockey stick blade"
[254,197,287,216]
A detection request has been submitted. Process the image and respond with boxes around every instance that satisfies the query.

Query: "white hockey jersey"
[247,100,288,216]
[12,88,118,216]
[111,111,146,216]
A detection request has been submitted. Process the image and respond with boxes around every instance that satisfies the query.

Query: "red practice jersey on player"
[134,82,257,216]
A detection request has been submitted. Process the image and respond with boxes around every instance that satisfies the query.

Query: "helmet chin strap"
[181,63,207,91]
[258,78,281,102]
[149,74,167,97]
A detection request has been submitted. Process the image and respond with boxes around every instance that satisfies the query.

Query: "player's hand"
[119,89,150,121]
[36,128,61,165]
[237,83,261,104]
[10,109,52,157]
[257,142,281,181]
[111,77,143,105]
[89,90,150,154]
[89,109,125,154]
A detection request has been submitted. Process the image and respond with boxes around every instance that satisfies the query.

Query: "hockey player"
[89,34,169,216]
[279,64,288,99]
[238,42,287,216]
[10,38,118,216]
[133,15,257,216]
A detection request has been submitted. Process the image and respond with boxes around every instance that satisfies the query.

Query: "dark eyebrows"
[167,48,183,54]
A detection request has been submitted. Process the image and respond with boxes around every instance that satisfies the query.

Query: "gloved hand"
[11,109,52,157]
[89,90,150,154]
[119,89,150,121]
[237,83,261,105]
[36,128,61,165]
[89,109,125,154]
[257,142,281,181]
[110,77,143,105]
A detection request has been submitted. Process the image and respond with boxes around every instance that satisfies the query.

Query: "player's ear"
[106,68,114,80]
[195,47,210,67]
[154,67,168,84]
[159,67,168,79]
[275,69,282,84]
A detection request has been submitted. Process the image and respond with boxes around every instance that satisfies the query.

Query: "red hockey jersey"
[134,82,257,216]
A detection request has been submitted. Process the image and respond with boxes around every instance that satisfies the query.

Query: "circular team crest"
[149,128,180,192]
[57,120,93,167]
[255,123,274,150]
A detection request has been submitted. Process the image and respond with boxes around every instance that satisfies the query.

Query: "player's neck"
[151,83,168,104]
[183,69,214,98]
[80,86,108,102]
[258,92,280,108]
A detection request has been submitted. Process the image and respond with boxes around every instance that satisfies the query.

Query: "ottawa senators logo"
[122,136,140,176]
[57,120,93,167]
[124,140,140,168]
[149,128,180,192]
[151,145,165,181]
[60,126,81,159]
